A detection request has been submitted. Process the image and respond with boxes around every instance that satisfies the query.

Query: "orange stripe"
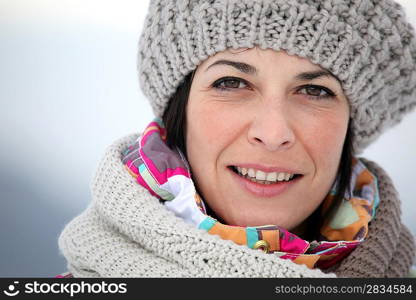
[208,223,247,245]
[261,230,280,252]
[143,126,160,136]
[355,169,373,190]
[293,255,320,269]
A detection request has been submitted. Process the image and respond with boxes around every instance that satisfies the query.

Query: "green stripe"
[139,164,174,201]
[198,217,216,231]
[246,227,259,249]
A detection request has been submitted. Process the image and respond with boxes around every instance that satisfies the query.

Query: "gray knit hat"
[137,0,416,154]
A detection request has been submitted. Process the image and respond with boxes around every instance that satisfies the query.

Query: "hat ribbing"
[137,0,416,154]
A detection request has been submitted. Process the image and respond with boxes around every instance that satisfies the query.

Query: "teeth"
[234,166,296,183]
[266,172,277,182]
[255,170,266,180]
[248,168,256,177]
[241,168,248,175]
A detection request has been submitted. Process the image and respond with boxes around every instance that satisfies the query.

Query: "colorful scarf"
[121,119,380,269]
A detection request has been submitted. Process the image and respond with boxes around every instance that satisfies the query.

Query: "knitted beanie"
[137,0,416,154]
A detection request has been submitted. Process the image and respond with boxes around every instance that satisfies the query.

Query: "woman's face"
[185,48,350,231]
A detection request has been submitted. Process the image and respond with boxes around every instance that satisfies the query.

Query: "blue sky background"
[1,0,415,276]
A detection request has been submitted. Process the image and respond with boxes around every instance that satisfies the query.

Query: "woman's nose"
[247,105,296,152]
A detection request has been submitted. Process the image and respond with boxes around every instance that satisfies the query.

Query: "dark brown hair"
[162,71,353,240]
[162,72,194,159]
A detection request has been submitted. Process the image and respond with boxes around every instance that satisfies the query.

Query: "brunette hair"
[162,71,353,240]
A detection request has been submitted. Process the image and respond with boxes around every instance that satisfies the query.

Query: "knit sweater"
[58,133,416,277]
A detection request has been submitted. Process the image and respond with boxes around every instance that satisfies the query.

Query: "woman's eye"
[297,85,336,100]
[212,77,248,90]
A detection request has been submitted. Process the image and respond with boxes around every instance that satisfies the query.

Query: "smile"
[228,165,303,197]
[230,166,301,184]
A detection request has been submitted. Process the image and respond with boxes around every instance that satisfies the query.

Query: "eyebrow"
[295,70,342,84]
[205,59,341,84]
[206,60,257,75]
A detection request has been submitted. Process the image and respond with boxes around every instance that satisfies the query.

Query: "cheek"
[186,99,244,155]
[300,112,349,171]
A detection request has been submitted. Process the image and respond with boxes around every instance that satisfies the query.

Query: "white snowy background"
[0,0,415,276]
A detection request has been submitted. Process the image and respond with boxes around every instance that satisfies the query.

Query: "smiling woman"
[185,49,350,235]
[58,0,416,277]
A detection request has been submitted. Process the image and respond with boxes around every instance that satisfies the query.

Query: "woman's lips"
[228,167,302,198]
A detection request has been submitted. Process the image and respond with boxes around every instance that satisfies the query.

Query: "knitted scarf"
[121,119,379,270]
[58,131,416,277]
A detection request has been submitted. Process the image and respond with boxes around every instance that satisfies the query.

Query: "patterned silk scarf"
[121,119,380,269]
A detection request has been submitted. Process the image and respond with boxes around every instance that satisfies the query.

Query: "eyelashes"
[297,85,337,100]
[211,76,337,100]
[212,76,249,90]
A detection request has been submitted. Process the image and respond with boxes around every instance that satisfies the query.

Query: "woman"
[58,0,416,277]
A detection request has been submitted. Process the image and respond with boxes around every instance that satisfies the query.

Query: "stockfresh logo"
[3,281,20,297]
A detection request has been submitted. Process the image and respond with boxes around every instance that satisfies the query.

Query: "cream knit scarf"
[58,133,415,277]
